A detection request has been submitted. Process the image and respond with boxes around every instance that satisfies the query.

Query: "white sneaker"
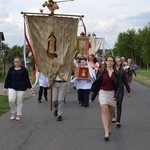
[10,115,16,120]
[16,116,21,121]
[112,117,116,123]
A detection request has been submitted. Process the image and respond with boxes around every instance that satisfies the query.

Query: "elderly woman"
[4,57,32,121]
[91,56,120,141]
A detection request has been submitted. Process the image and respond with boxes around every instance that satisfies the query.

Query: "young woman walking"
[91,56,120,141]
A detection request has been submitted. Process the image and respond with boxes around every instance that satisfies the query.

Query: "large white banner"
[26,15,78,81]
[89,37,102,55]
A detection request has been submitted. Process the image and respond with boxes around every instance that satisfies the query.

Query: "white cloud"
[1,0,150,48]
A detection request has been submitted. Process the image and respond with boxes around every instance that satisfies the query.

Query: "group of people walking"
[73,54,136,141]
[4,55,137,141]
[4,57,68,122]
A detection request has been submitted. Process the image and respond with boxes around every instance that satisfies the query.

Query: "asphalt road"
[0,81,150,150]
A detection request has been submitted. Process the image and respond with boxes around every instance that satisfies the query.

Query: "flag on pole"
[89,37,102,55]
[26,15,78,81]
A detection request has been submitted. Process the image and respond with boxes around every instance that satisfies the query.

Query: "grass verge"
[136,69,150,78]
[0,75,5,83]
[0,95,9,116]
[133,69,150,88]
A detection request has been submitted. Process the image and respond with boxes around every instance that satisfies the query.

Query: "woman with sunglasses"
[4,57,32,121]
[91,56,120,141]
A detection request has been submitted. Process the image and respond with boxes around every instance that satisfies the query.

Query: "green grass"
[136,69,150,78]
[133,69,150,88]
[0,74,5,83]
[0,95,9,116]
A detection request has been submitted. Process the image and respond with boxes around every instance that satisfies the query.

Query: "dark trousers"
[116,88,124,122]
[78,89,90,106]
[38,86,48,100]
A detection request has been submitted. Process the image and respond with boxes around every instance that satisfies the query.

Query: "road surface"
[0,81,150,150]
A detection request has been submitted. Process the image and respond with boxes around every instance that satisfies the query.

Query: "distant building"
[0,32,5,50]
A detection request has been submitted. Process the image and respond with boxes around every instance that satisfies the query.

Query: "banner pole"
[23,16,27,68]
[21,11,84,18]
[49,81,53,111]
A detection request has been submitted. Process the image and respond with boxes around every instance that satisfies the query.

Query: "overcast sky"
[0,0,150,48]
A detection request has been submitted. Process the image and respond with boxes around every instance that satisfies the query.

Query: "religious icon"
[79,40,86,50]
[47,32,58,59]
[81,69,86,77]
[77,36,89,55]
[75,67,90,80]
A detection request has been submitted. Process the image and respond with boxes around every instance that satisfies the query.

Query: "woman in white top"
[38,72,49,103]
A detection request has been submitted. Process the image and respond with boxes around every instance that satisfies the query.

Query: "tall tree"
[6,45,23,63]
[114,29,136,60]
[139,24,150,69]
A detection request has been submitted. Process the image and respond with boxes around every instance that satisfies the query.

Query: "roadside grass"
[0,95,9,116]
[0,74,5,83]
[135,69,150,78]
[133,69,150,88]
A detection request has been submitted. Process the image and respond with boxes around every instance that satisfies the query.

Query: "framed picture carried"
[77,36,89,55]
[75,67,90,80]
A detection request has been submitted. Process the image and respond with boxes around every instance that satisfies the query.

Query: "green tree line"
[114,23,150,69]
[0,45,34,75]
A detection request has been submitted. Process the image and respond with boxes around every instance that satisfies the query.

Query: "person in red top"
[91,56,120,141]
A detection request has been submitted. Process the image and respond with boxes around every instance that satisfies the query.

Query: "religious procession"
[1,0,150,149]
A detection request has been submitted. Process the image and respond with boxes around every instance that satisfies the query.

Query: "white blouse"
[38,72,49,87]
[74,79,92,90]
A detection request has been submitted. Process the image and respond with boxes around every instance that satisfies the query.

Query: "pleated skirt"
[99,90,116,107]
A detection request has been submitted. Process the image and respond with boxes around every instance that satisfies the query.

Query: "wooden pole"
[49,81,53,111]
[3,51,6,75]
[21,11,84,18]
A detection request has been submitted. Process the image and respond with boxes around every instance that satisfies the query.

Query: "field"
[133,69,150,88]
[0,95,9,116]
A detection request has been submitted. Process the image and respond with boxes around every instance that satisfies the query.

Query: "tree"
[6,45,23,64]
[139,24,150,69]
[113,23,150,69]
[114,29,136,60]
